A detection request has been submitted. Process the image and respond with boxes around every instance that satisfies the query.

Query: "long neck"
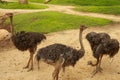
[79,29,84,51]
[9,14,14,35]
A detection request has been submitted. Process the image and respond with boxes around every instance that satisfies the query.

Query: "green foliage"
[74,6,120,15]
[30,0,120,6]
[0,2,48,9]
[13,11,112,33]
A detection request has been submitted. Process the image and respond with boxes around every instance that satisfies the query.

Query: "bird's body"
[86,32,110,54]
[86,32,119,76]
[35,25,87,80]
[1,13,46,71]
[95,39,119,58]
[12,31,46,51]
[36,43,84,68]
[12,31,46,71]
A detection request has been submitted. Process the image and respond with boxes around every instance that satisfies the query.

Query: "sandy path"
[0,23,120,80]
[0,1,120,80]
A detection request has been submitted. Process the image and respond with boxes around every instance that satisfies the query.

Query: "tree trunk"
[18,0,28,4]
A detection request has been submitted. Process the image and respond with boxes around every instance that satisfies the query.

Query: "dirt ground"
[0,23,120,80]
[0,1,120,80]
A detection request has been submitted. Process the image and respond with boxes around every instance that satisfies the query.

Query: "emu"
[7,13,46,71]
[86,32,119,76]
[35,25,87,80]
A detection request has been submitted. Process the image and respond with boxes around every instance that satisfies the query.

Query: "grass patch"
[0,2,48,9]
[74,6,120,15]
[30,0,120,6]
[29,0,120,15]
[13,11,112,33]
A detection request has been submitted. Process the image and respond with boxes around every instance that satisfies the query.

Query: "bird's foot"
[92,67,103,77]
[27,67,33,72]
[98,67,103,72]
[23,65,29,69]
[87,61,93,65]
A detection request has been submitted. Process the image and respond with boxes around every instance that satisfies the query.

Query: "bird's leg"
[37,60,40,70]
[23,55,31,69]
[27,47,36,72]
[98,55,103,72]
[88,59,99,66]
[92,55,103,77]
[62,67,65,73]
[27,53,34,72]
[92,58,99,77]
[52,68,60,80]
[52,57,64,80]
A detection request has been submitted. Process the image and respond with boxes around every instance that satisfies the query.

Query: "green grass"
[29,0,120,15]
[30,0,120,6]
[13,11,112,33]
[74,6,120,15]
[0,2,48,9]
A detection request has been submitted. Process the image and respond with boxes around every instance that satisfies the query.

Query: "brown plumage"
[35,25,87,80]
[86,32,119,76]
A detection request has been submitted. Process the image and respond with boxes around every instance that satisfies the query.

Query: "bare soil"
[0,23,120,80]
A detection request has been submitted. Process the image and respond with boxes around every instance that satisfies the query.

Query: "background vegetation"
[0,2,48,9]
[12,11,112,33]
[74,6,120,15]
[30,0,120,6]
[29,0,120,15]
[1,0,118,33]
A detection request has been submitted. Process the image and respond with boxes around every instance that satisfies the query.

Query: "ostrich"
[86,32,110,54]
[7,13,46,71]
[35,25,87,80]
[86,32,119,76]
